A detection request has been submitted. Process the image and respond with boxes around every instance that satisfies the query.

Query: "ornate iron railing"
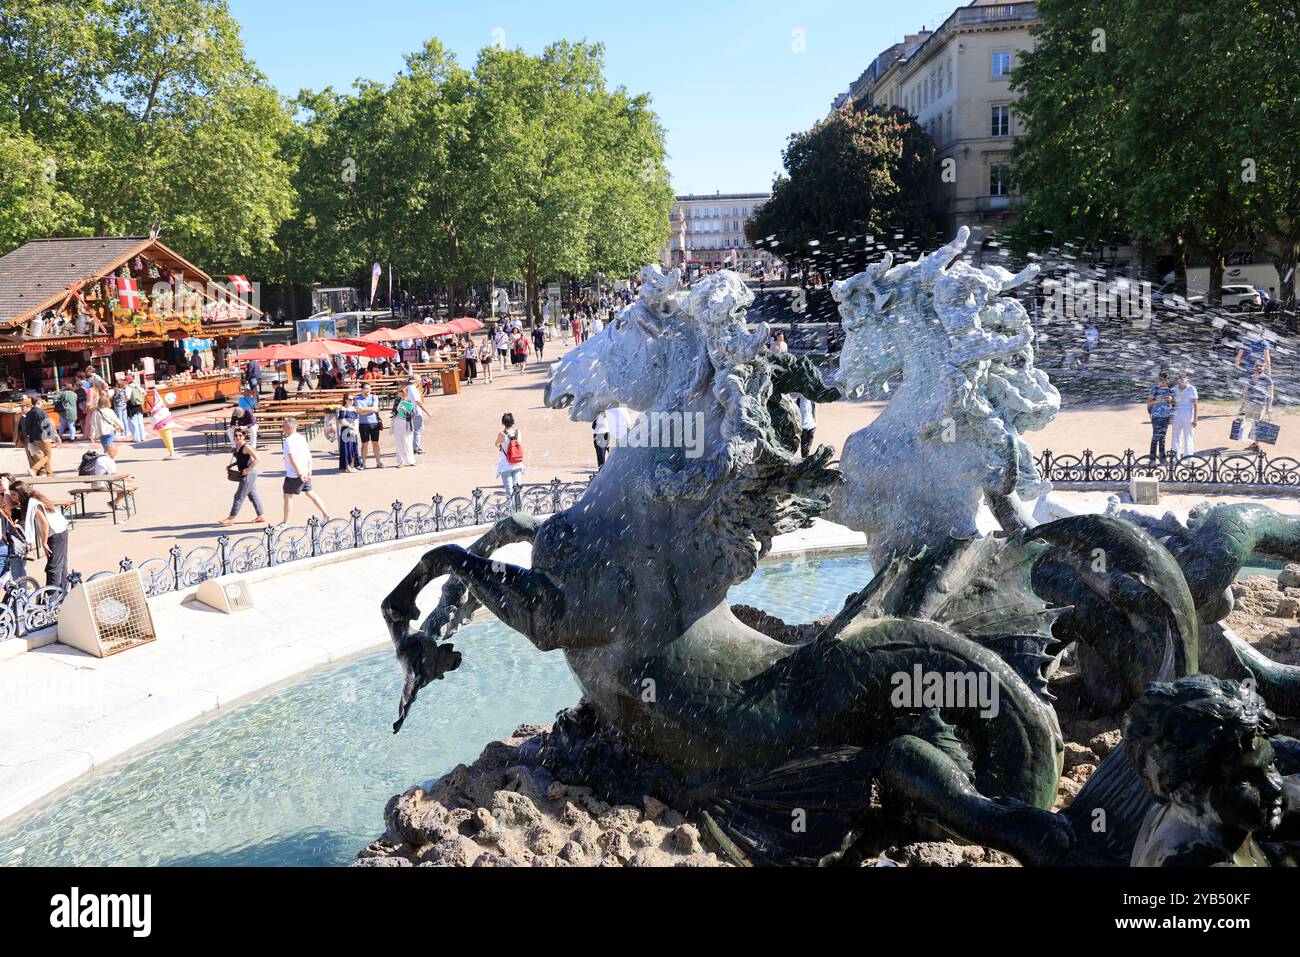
[1037,449,1300,487]
[4,453,1294,643]
[0,479,589,643]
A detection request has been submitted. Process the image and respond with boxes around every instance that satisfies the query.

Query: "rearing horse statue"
[381,267,1073,865]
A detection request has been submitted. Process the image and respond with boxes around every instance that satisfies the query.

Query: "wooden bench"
[68,485,136,524]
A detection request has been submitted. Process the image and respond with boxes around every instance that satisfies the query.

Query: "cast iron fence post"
[169,545,183,590]
[308,516,321,557]
[218,535,230,576]
[391,501,404,540]
[350,507,362,548]
[433,494,444,532]
[472,488,484,526]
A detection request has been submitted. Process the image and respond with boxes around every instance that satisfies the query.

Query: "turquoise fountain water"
[0,553,866,867]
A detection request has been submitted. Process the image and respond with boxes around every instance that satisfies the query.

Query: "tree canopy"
[0,2,674,312]
[1011,0,1300,306]
[746,103,939,275]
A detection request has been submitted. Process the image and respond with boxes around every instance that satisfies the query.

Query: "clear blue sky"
[227,0,959,195]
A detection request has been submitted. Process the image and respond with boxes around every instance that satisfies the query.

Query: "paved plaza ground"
[2,337,1298,581]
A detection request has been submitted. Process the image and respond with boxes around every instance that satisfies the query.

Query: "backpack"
[112,386,128,407]
[504,430,524,465]
[78,450,101,476]
[2,516,28,563]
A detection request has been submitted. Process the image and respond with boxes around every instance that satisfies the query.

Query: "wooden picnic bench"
[26,474,135,525]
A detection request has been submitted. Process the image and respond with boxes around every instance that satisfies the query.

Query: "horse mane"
[639,271,842,584]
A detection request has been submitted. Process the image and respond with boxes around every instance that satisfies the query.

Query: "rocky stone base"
[353,724,724,867]
[356,596,1296,868]
[1229,572,1300,665]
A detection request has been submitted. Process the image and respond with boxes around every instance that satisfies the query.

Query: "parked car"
[1184,285,1262,311]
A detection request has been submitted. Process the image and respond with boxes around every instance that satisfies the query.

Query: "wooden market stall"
[0,236,260,420]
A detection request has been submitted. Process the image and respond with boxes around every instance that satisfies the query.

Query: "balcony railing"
[955,3,1039,26]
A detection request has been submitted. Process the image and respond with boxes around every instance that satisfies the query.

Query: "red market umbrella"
[448,317,485,332]
[417,322,455,337]
[335,338,399,359]
[279,339,366,361]
[360,327,408,343]
[391,322,435,339]
[235,343,300,363]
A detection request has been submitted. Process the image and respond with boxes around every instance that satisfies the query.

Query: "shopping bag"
[1251,419,1280,445]
[1229,418,1244,441]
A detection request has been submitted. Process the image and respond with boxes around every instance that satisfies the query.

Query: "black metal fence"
[3,453,1295,643]
[0,479,588,643]
[1037,448,1300,487]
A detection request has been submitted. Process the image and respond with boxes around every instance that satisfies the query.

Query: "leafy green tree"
[1012,0,1300,307]
[0,0,295,272]
[0,127,85,250]
[746,104,939,276]
[470,41,672,321]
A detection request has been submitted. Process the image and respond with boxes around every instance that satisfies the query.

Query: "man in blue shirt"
[354,381,382,469]
[1147,372,1175,461]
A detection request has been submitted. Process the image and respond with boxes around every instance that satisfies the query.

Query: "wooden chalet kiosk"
[0,236,260,439]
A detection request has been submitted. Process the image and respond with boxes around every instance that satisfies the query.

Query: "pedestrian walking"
[512,330,529,374]
[478,342,493,384]
[493,327,510,371]
[111,380,129,436]
[53,383,78,442]
[794,393,817,457]
[125,375,146,443]
[280,418,327,525]
[495,412,525,496]
[403,374,430,454]
[16,396,56,477]
[1147,372,1175,461]
[1240,362,1275,453]
[532,324,545,360]
[91,397,124,453]
[1171,372,1198,458]
[337,394,362,472]
[149,386,179,459]
[219,428,266,525]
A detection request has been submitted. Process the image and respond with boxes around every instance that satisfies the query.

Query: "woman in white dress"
[495,412,525,496]
[392,396,417,467]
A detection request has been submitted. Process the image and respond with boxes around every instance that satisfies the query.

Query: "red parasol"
[235,343,301,363]
[278,339,366,361]
[334,338,399,359]
[360,327,408,343]
[447,317,485,333]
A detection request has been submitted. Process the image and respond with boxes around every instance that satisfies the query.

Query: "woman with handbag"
[219,428,266,525]
[392,396,417,467]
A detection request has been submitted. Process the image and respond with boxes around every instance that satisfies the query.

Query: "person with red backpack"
[495,412,525,496]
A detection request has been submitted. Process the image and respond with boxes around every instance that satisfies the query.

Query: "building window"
[991,104,1011,137]
[946,109,953,142]
[992,51,1011,78]
[990,164,1012,197]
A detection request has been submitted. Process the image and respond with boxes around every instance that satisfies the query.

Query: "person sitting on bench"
[80,442,136,511]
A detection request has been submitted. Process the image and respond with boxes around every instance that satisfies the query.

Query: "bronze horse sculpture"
[382,267,1074,865]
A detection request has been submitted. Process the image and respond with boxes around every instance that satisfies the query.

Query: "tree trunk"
[1272,238,1299,315]
[1207,249,1225,307]
[1170,236,1188,295]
